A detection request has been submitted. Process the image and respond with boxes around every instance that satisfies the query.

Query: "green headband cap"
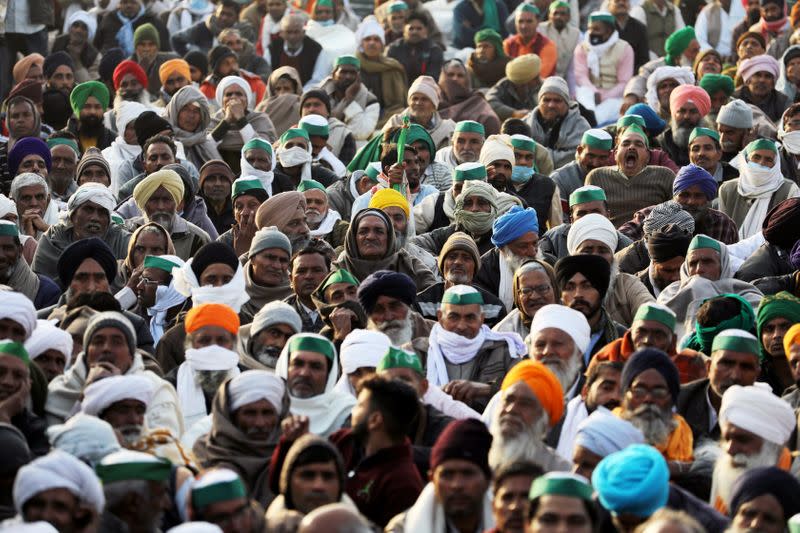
[689,127,720,145]
[549,0,570,11]
[95,457,172,483]
[300,121,329,138]
[192,478,247,509]
[711,331,760,355]
[143,255,180,274]
[454,164,487,182]
[280,128,310,144]
[455,120,485,136]
[335,55,361,68]
[519,3,540,15]
[511,137,536,152]
[442,287,484,305]
[377,346,424,375]
[633,303,676,331]
[688,234,720,253]
[288,335,335,360]
[745,138,777,156]
[0,341,30,365]
[232,178,266,199]
[297,179,327,193]
[47,137,80,155]
[0,222,19,237]
[364,164,381,182]
[243,138,273,155]
[389,1,408,12]
[321,269,359,290]
[569,186,606,206]
[529,475,594,502]
[581,130,613,151]
[620,124,649,148]
[588,12,615,25]
[617,114,646,129]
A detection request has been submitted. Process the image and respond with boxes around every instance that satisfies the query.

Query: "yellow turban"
[158,59,191,86]
[133,170,185,211]
[501,360,564,426]
[784,323,800,359]
[506,54,541,85]
[369,188,409,218]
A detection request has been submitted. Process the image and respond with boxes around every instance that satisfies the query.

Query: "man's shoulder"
[677,378,710,404]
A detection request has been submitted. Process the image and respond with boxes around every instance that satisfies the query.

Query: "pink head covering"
[739,54,780,82]
[12,54,44,84]
[669,85,711,118]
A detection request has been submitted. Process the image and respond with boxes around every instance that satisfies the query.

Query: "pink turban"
[669,85,711,118]
[739,55,780,82]
[12,54,44,84]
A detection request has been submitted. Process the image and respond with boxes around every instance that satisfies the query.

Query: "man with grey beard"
[299,179,348,249]
[618,348,694,464]
[81,374,154,446]
[711,381,796,513]
[657,85,712,167]
[357,270,434,347]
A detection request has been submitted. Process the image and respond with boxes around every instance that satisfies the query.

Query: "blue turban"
[673,164,717,201]
[730,467,800,520]
[626,104,667,136]
[592,444,670,518]
[8,137,52,176]
[620,348,680,403]
[491,205,539,248]
[357,270,417,314]
[574,410,645,458]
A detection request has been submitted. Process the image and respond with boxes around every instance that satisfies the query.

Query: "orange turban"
[13,54,44,84]
[784,323,800,359]
[185,303,240,335]
[501,360,564,426]
[158,59,191,86]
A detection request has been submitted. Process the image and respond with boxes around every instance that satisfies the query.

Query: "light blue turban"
[591,444,669,518]
[491,205,539,247]
[574,409,644,458]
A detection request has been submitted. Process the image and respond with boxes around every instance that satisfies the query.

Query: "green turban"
[757,292,800,360]
[699,73,735,97]
[70,81,110,116]
[665,26,696,66]
[474,28,506,59]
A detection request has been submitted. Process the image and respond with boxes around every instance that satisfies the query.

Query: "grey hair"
[10,172,49,201]
[633,508,704,533]
[515,260,546,276]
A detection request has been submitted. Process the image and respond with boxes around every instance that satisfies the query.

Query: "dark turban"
[357,270,417,314]
[134,111,173,148]
[208,45,237,73]
[673,164,717,201]
[9,137,52,176]
[621,348,680,403]
[554,255,611,300]
[431,419,493,478]
[730,467,800,519]
[184,50,209,79]
[646,224,693,263]
[57,237,117,288]
[762,198,800,249]
[7,79,43,105]
[191,242,239,281]
[44,51,76,79]
[98,48,125,83]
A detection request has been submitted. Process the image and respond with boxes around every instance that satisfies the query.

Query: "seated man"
[493,260,557,343]
[527,76,590,169]
[657,86,712,167]
[383,76,456,150]
[737,198,800,283]
[504,134,562,231]
[550,130,614,206]
[80,374,154,445]
[10,172,63,240]
[126,254,186,342]
[24,320,73,382]
[319,55,380,144]
[273,128,337,189]
[275,333,356,436]
[309,268,366,343]
[716,99,755,163]
[571,409,643,480]
[639,226,693,297]
[503,5,556,77]
[189,468,267,532]
[193,370,288,506]
[386,14,445,83]
[354,16,408,124]
[527,473,599,533]
[487,358,571,473]
[468,29,510,89]
[755,292,800,393]
[284,241,331,334]
[732,55,787,123]
[217,178,269,254]
[487,54,543,123]
[240,227,294,322]
[417,284,526,411]
[687,127,739,185]
[433,120,485,171]
[0,221,59,309]
[358,270,434,346]
[728,468,800,533]
[0,340,48,456]
[238,301,303,370]
[300,180,347,249]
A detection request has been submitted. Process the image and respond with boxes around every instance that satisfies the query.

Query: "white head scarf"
[47,413,121,467]
[645,66,695,111]
[228,370,285,412]
[172,259,249,313]
[67,182,116,217]
[81,375,154,416]
[13,450,105,514]
[528,304,591,353]
[355,15,384,49]
[333,329,391,396]
[574,409,645,457]
[566,213,618,255]
[0,194,16,218]
[215,76,255,110]
[1,291,36,340]
[25,320,74,368]
[719,383,796,446]
[731,150,787,239]
[64,10,98,41]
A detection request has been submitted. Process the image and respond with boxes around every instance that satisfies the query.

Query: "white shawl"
[402,483,495,532]
[732,152,795,239]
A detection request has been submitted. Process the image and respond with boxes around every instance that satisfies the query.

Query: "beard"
[489,408,550,471]
[712,441,782,508]
[253,345,281,368]
[620,403,676,447]
[445,268,471,285]
[290,233,311,253]
[117,424,144,446]
[540,352,581,392]
[671,121,695,149]
[306,208,325,228]
[194,369,232,396]
[394,229,407,248]
[147,211,175,233]
[79,114,104,133]
[501,246,540,273]
[368,314,414,345]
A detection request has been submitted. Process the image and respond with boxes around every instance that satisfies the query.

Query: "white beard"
[500,246,545,274]
[620,404,676,448]
[488,409,550,472]
[306,209,325,228]
[540,353,581,393]
[367,314,414,345]
[711,441,782,509]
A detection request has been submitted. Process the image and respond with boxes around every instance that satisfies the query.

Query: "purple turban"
[8,137,52,176]
[672,164,717,200]
[491,205,539,247]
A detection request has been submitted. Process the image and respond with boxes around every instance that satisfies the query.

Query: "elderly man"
[0,339,48,456]
[475,206,541,310]
[188,468,267,531]
[127,169,211,259]
[551,130,614,204]
[617,348,693,462]
[413,161,491,235]
[527,76,590,169]
[46,136,79,202]
[319,55,380,143]
[570,409,643,480]
[268,14,328,89]
[334,208,436,290]
[434,120,486,172]
[368,188,436,272]
[274,333,356,436]
[240,227,293,322]
[0,222,59,309]
[658,85,712,167]
[238,301,303,371]
[487,359,569,472]
[354,16,408,123]
[527,473,599,533]
[419,284,526,411]
[80,374,154,445]
[487,54,543,123]
[13,450,105,530]
[193,370,287,505]
[32,182,128,286]
[273,128,336,189]
[729,467,800,533]
[46,311,182,436]
[732,55,787,123]
[67,81,115,150]
[383,76,455,149]
[540,1,580,79]
[711,383,796,513]
[555,255,624,361]
[716,99,754,162]
[492,261,556,346]
[504,5,556,76]
[357,270,433,346]
[417,232,507,327]
[9,172,60,240]
[386,419,495,532]
[719,139,800,240]
[586,125,675,227]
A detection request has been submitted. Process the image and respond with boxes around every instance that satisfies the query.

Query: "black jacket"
[677,378,719,444]
[268,36,323,85]
[735,243,792,283]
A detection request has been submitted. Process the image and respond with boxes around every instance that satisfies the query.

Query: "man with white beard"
[80,374,154,446]
[488,359,570,472]
[617,348,693,463]
[357,270,434,346]
[657,85,712,167]
[710,382,796,514]
[298,179,348,249]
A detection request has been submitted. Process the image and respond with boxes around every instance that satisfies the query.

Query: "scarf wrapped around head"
[65,10,98,42]
[164,85,215,149]
[645,67,694,111]
[739,54,780,82]
[454,180,497,236]
[684,293,755,355]
[215,75,255,109]
[733,139,785,239]
[756,291,800,359]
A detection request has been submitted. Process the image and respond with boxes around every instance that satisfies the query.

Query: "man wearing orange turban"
[157,59,192,105]
[487,359,570,472]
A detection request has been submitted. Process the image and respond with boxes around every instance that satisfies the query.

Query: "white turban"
[355,15,384,47]
[719,384,796,446]
[81,375,154,416]
[13,450,105,514]
[215,75,254,110]
[529,303,591,353]
[64,10,97,41]
[11,522,59,532]
[25,320,74,367]
[47,413,121,467]
[645,66,695,110]
[10,173,48,201]
[479,134,515,167]
[574,409,645,457]
[115,101,149,136]
[0,194,16,218]
[566,213,618,255]
[339,329,391,374]
[168,523,223,533]
[228,370,285,412]
[1,291,36,340]
[67,182,116,217]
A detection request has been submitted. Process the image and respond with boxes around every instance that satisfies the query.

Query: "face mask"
[589,33,605,45]
[782,130,800,155]
[188,0,207,10]
[278,146,312,167]
[747,160,771,172]
[511,165,534,183]
[318,19,334,26]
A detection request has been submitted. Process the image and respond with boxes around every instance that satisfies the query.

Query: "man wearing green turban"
[468,29,510,88]
[756,291,800,392]
[68,81,115,150]
[664,26,700,67]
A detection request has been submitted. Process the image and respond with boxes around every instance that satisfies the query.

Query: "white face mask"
[782,130,800,155]
[278,146,312,167]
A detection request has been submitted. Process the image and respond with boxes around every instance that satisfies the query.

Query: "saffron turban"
[783,323,800,358]
[529,304,591,353]
[574,409,644,457]
[132,169,184,211]
[621,348,680,403]
[719,384,795,445]
[669,85,711,118]
[158,59,191,86]
[81,375,154,416]
[185,303,240,335]
[113,60,148,91]
[255,191,306,230]
[501,359,564,426]
[228,370,285,412]
[70,81,110,116]
[739,54,780,82]
[491,205,539,247]
[672,164,717,200]
[566,212,617,254]
[592,444,669,517]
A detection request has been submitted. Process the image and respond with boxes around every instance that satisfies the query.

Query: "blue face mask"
[747,160,771,172]
[511,165,534,183]
[188,0,207,11]
[318,19,335,26]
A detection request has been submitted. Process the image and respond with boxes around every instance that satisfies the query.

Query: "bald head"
[297,504,371,533]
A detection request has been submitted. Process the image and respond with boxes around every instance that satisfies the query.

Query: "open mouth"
[623,151,638,169]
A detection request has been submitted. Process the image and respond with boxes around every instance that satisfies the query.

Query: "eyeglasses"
[628,385,670,400]
[518,285,552,297]
[138,277,159,286]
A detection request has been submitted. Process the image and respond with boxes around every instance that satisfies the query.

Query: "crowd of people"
[5,0,800,531]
